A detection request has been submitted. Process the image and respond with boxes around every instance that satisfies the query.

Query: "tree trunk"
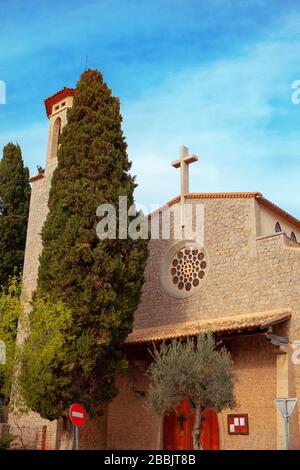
[156,416,162,450]
[192,405,204,450]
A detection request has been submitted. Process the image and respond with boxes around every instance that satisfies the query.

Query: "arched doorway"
[163,400,220,450]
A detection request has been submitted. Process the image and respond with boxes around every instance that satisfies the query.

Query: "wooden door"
[163,400,220,450]
[200,408,220,450]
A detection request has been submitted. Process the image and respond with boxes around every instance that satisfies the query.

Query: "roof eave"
[125,310,292,346]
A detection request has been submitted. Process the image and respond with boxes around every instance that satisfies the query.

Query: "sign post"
[69,403,86,450]
[274,398,298,450]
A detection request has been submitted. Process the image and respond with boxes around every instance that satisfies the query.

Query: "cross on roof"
[171,146,199,236]
[172,145,198,203]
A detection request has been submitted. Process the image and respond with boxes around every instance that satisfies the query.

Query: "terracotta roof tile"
[29,172,44,183]
[44,87,75,117]
[148,192,261,220]
[177,192,261,202]
[125,309,291,344]
[147,192,300,229]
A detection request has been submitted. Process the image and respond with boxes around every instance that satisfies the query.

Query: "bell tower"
[8,86,76,448]
[21,86,75,305]
[44,87,75,175]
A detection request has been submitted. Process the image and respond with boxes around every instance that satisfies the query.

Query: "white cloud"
[1,12,300,220]
[123,15,300,218]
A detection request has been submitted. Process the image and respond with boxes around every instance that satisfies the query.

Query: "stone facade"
[106,195,300,450]
[7,87,300,450]
[135,197,300,330]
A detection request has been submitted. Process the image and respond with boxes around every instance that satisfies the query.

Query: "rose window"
[170,247,207,292]
[160,240,209,298]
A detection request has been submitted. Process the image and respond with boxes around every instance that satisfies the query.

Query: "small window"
[61,101,66,107]
[50,117,62,159]
[275,222,282,233]
[291,231,297,242]
[54,105,59,110]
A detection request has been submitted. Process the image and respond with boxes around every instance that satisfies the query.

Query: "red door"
[163,400,220,450]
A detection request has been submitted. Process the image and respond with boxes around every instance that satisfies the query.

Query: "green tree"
[19,297,74,420]
[0,277,22,413]
[22,69,148,419]
[147,333,236,450]
[0,143,31,286]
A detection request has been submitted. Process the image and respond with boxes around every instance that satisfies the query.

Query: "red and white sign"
[69,403,86,427]
[227,414,249,435]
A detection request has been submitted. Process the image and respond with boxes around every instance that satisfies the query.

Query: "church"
[6,86,300,450]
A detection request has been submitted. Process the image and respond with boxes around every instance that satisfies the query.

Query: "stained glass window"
[170,246,207,292]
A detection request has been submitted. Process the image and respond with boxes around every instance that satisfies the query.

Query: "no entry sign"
[69,403,86,427]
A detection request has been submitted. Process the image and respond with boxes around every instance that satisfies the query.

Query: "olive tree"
[147,333,236,450]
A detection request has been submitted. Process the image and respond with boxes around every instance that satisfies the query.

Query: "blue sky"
[1,0,300,217]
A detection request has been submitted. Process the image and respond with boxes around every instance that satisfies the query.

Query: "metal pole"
[284,417,289,450]
[75,425,79,450]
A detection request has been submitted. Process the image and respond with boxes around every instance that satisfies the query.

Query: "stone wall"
[220,335,277,450]
[8,411,58,449]
[135,198,300,330]
[79,414,108,450]
[129,197,300,449]
[107,372,160,450]
[105,334,278,450]
[21,176,52,309]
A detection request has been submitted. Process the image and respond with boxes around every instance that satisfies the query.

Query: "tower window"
[50,117,62,160]
[275,222,282,233]
[291,231,297,242]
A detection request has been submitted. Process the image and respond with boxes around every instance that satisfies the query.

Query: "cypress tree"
[0,144,31,286]
[31,69,148,417]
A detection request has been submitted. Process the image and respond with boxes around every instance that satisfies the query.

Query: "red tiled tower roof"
[44,87,75,118]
